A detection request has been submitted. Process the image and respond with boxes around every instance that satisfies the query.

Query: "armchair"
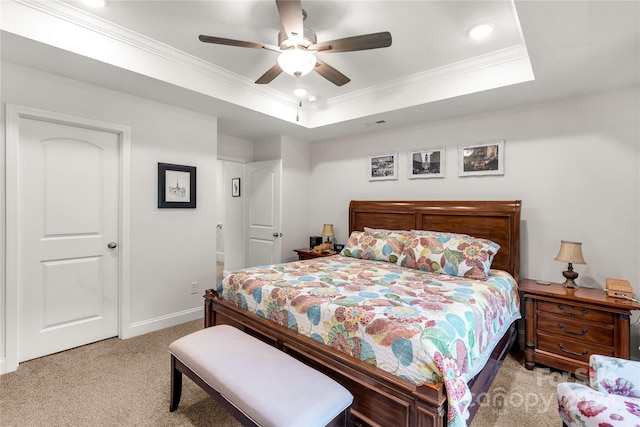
[557,355,640,426]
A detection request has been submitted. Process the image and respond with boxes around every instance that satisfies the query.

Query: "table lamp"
[321,224,335,244]
[554,240,586,288]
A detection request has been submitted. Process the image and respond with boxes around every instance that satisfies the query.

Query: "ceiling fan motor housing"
[278,28,317,50]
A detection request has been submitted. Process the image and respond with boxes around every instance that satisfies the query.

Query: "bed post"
[204,289,217,328]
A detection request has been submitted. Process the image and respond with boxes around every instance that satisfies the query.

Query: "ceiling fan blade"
[255,63,283,84]
[276,0,304,44]
[313,58,350,86]
[310,32,392,53]
[199,35,280,52]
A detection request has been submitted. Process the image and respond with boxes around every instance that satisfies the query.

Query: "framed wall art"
[368,152,398,181]
[158,162,196,208]
[231,177,241,197]
[458,140,505,177]
[408,147,445,179]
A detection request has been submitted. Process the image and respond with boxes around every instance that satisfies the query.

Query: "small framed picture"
[408,148,445,179]
[231,177,241,197]
[158,163,196,208]
[368,152,398,181]
[458,140,505,177]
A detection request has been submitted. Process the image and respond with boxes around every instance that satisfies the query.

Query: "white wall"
[254,136,282,161]
[0,62,219,369]
[253,136,311,262]
[218,134,253,161]
[221,159,246,275]
[216,160,225,262]
[3,59,637,365]
[217,134,253,276]
[309,86,640,358]
[281,136,311,262]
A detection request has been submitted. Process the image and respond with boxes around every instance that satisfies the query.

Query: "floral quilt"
[217,255,521,426]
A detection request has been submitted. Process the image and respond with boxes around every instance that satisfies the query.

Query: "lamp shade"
[277,48,316,77]
[321,224,335,238]
[554,241,586,264]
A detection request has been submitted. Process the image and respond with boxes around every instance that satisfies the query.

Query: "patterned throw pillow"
[398,233,500,280]
[340,230,408,263]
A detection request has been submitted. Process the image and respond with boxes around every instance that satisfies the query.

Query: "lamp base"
[562,266,579,289]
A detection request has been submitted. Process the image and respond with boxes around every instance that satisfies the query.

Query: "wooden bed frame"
[204,200,522,427]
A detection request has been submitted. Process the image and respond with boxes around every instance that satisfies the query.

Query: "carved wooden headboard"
[348,200,522,283]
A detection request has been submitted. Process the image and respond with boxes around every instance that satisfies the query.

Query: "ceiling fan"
[198,0,392,86]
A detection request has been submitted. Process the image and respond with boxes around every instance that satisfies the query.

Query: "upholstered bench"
[169,325,354,427]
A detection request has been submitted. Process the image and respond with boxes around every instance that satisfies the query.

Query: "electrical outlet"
[190,281,199,294]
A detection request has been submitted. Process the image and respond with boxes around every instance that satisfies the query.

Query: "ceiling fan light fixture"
[277,48,316,77]
[294,88,308,98]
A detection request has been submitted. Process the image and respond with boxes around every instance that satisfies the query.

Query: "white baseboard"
[0,309,203,374]
[123,307,203,339]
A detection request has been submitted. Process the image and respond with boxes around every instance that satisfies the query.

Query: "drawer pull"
[558,304,588,316]
[557,323,588,335]
[558,343,588,357]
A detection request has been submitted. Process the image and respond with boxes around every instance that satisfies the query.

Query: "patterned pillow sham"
[364,227,413,236]
[340,230,407,263]
[398,233,500,280]
[411,229,470,239]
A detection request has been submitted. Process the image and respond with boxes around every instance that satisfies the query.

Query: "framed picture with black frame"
[231,177,241,197]
[158,162,196,208]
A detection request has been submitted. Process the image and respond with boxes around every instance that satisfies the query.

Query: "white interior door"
[16,115,120,362]
[244,160,282,268]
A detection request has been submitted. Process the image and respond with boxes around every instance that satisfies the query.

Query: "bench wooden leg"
[170,355,182,412]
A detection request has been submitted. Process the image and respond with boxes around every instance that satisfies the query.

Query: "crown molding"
[325,45,532,110]
[5,0,296,107]
[2,0,533,131]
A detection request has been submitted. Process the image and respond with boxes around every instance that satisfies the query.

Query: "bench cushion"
[169,325,353,427]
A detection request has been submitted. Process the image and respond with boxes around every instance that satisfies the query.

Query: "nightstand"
[519,279,640,374]
[294,248,337,260]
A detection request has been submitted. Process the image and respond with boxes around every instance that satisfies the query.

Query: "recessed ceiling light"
[82,0,106,7]
[468,23,495,40]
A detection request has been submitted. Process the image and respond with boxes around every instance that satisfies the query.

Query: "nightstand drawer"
[536,313,613,345]
[537,300,613,323]
[537,331,614,363]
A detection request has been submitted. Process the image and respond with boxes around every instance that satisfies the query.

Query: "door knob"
[272,233,283,237]
[107,242,118,249]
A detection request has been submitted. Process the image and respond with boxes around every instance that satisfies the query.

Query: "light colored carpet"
[0,319,581,426]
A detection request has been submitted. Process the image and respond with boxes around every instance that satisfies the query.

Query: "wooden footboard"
[204,288,518,427]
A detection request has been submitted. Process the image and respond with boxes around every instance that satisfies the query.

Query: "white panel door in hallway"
[244,160,282,268]
[16,115,120,362]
